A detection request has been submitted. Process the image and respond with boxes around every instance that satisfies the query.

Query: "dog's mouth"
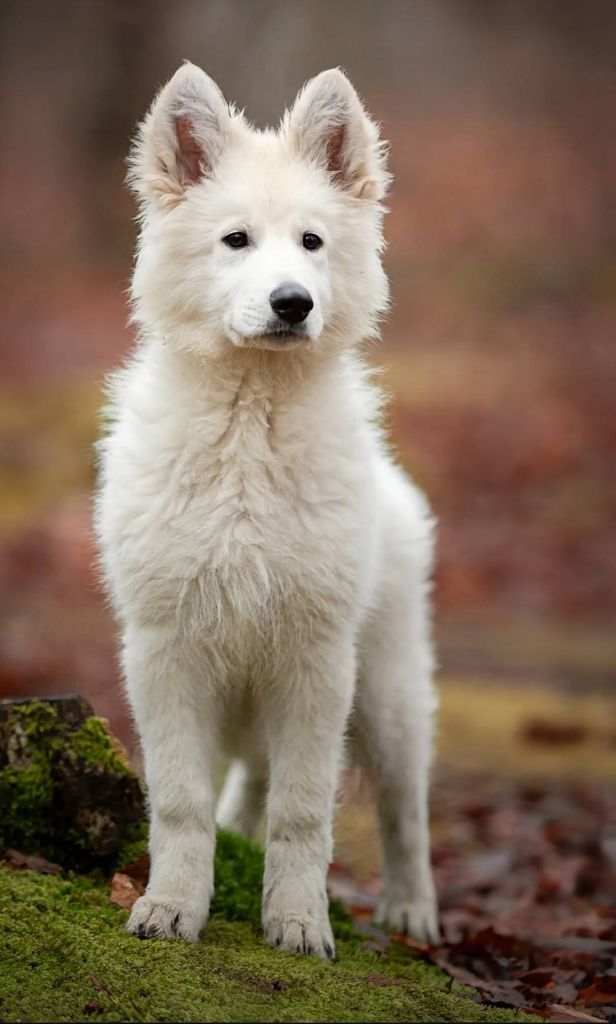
[247,324,310,348]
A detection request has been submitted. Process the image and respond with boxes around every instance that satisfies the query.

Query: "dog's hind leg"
[216,759,266,839]
[358,527,440,944]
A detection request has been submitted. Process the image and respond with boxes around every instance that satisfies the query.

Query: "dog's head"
[129,63,390,355]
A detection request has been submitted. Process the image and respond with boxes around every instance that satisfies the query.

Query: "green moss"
[67,718,130,776]
[0,864,537,1023]
[0,762,53,848]
[112,822,149,871]
[0,708,538,1021]
[0,701,144,870]
[0,703,60,853]
[7,700,61,742]
[114,828,356,944]
[210,828,264,926]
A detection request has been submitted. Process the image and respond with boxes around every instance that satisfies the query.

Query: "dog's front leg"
[122,624,217,942]
[262,634,355,959]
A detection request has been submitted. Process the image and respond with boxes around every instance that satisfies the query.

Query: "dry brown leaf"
[2,849,62,875]
[546,1006,605,1022]
[83,998,104,1016]
[109,871,144,911]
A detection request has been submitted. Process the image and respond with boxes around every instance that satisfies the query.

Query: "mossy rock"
[0,697,145,871]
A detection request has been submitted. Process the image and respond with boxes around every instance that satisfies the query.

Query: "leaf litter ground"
[331,771,616,1022]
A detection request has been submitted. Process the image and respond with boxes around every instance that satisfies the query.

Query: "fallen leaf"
[391,931,431,952]
[118,852,150,882]
[366,973,408,987]
[546,1006,606,1022]
[109,871,144,911]
[2,849,62,875]
[578,974,616,1005]
[86,974,110,994]
[83,999,103,1016]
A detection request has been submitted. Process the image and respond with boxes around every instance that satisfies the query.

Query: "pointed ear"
[128,62,230,207]
[283,68,389,201]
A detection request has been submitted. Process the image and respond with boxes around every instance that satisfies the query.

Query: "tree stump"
[0,696,145,870]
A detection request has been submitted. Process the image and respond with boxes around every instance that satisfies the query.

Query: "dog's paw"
[127,894,206,942]
[375,894,440,945]
[264,911,336,960]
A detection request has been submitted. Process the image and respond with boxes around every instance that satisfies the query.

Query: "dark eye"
[223,231,249,249]
[302,232,323,251]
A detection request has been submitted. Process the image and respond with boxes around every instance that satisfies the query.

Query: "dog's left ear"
[284,69,389,201]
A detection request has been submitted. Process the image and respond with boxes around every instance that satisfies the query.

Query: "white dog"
[96,63,439,958]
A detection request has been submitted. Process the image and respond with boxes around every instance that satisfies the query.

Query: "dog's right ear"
[128,63,230,208]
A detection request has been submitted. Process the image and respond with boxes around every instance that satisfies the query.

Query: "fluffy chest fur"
[97,343,381,651]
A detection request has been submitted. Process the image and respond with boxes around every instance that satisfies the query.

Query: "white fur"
[96,63,439,956]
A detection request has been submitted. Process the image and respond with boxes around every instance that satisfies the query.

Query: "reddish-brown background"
[1,0,615,750]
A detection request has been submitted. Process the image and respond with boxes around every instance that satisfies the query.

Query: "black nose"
[269,282,314,325]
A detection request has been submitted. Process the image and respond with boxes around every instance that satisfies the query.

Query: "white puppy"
[96,63,439,958]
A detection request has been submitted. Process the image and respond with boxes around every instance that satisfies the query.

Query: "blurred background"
[1,0,615,908]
